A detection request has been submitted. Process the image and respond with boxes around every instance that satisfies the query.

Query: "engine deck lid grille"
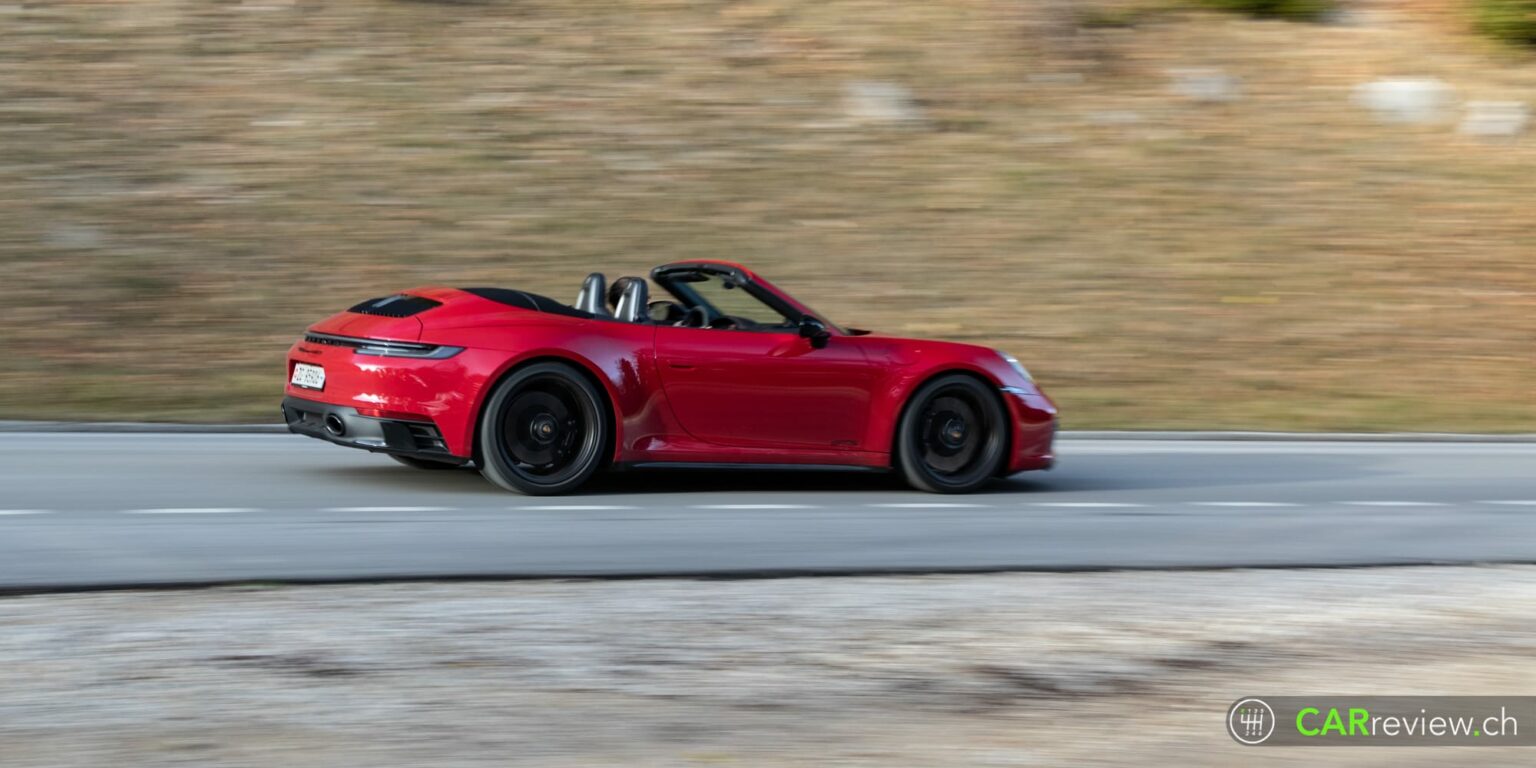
[347,294,442,318]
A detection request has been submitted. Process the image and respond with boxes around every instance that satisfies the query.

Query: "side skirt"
[612,462,892,474]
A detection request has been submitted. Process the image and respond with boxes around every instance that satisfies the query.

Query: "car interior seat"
[574,273,612,317]
[610,276,649,323]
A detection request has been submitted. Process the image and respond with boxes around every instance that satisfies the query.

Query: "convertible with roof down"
[282,261,1057,495]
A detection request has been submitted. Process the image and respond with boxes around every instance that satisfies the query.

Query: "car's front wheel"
[478,361,608,495]
[895,374,1007,494]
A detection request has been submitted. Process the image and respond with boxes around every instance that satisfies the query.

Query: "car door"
[653,325,876,451]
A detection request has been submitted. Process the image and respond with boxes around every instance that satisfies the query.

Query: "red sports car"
[282,261,1057,494]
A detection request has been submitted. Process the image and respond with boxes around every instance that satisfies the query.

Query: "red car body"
[282,261,1056,491]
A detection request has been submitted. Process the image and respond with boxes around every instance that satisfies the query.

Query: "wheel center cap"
[941,418,967,446]
[529,414,559,443]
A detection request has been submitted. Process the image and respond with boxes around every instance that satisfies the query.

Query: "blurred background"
[2,0,1533,429]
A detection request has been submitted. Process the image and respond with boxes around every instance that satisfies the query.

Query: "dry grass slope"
[1,0,1533,429]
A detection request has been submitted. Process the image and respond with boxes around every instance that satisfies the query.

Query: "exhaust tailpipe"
[323,414,346,437]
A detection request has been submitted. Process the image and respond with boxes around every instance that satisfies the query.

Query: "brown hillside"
[1,1,1533,429]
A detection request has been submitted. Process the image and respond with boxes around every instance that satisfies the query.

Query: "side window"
[686,274,798,330]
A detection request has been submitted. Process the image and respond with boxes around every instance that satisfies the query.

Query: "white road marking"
[123,507,256,515]
[1191,502,1300,508]
[323,506,453,513]
[1064,441,1536,456]
[0,509,50,516]
[1338,501,1446,507]
[516,505,639,511]
[1031,502,1146,508]
[869,502,992,509]
[691,504,817,510]
[1481,500,1536,506]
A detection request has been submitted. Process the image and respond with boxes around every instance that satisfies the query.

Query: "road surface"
[1,433,1534,588]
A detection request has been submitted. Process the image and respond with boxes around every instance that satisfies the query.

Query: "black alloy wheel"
[478,362,608,495]
[895,374,1007,493]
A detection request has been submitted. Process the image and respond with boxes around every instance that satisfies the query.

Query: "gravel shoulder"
[6,568,1536,767]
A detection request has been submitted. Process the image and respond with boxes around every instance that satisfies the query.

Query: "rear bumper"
[281,396,468,465]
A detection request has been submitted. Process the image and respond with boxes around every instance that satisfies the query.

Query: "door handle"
[668,360,696,370]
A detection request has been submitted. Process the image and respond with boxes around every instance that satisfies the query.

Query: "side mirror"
[798,317,831,349]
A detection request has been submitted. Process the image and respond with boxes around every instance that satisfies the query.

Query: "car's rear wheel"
[478,362,608,495]
[896,374,1006,494]
[390,454,462,471]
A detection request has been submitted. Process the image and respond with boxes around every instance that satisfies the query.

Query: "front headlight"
[997,351,1033,383]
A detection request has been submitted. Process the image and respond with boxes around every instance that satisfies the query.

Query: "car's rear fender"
[468,353,622,469]
[460,322,666,465]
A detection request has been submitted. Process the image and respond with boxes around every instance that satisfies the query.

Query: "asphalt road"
[1,433,1535,588]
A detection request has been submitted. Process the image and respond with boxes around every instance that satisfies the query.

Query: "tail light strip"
[303,332,463,359]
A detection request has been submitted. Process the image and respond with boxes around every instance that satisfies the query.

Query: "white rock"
[1353,78,1452,124]
[1027,72,1085,86]
[1087,110,1143,126]
[1459,101,1529,138]
[44,224,104,250]
[1167,68,1240,104]
[842,81,922,124]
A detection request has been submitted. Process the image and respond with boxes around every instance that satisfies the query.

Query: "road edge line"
[2,421,1534,442]
[1,561,1533,597]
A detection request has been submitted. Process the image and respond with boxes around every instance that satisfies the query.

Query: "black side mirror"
[798,317,831,349]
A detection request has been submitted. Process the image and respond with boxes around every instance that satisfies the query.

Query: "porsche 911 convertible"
[282,261,1057,494]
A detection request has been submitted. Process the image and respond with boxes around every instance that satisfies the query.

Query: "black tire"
[895,374,1007,494]
[477,361,608,495]
[390,454,463,471]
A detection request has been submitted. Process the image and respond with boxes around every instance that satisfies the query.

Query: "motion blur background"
[2,0,1533,429]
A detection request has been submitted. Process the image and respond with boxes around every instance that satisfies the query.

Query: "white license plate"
[290,363,326,390]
